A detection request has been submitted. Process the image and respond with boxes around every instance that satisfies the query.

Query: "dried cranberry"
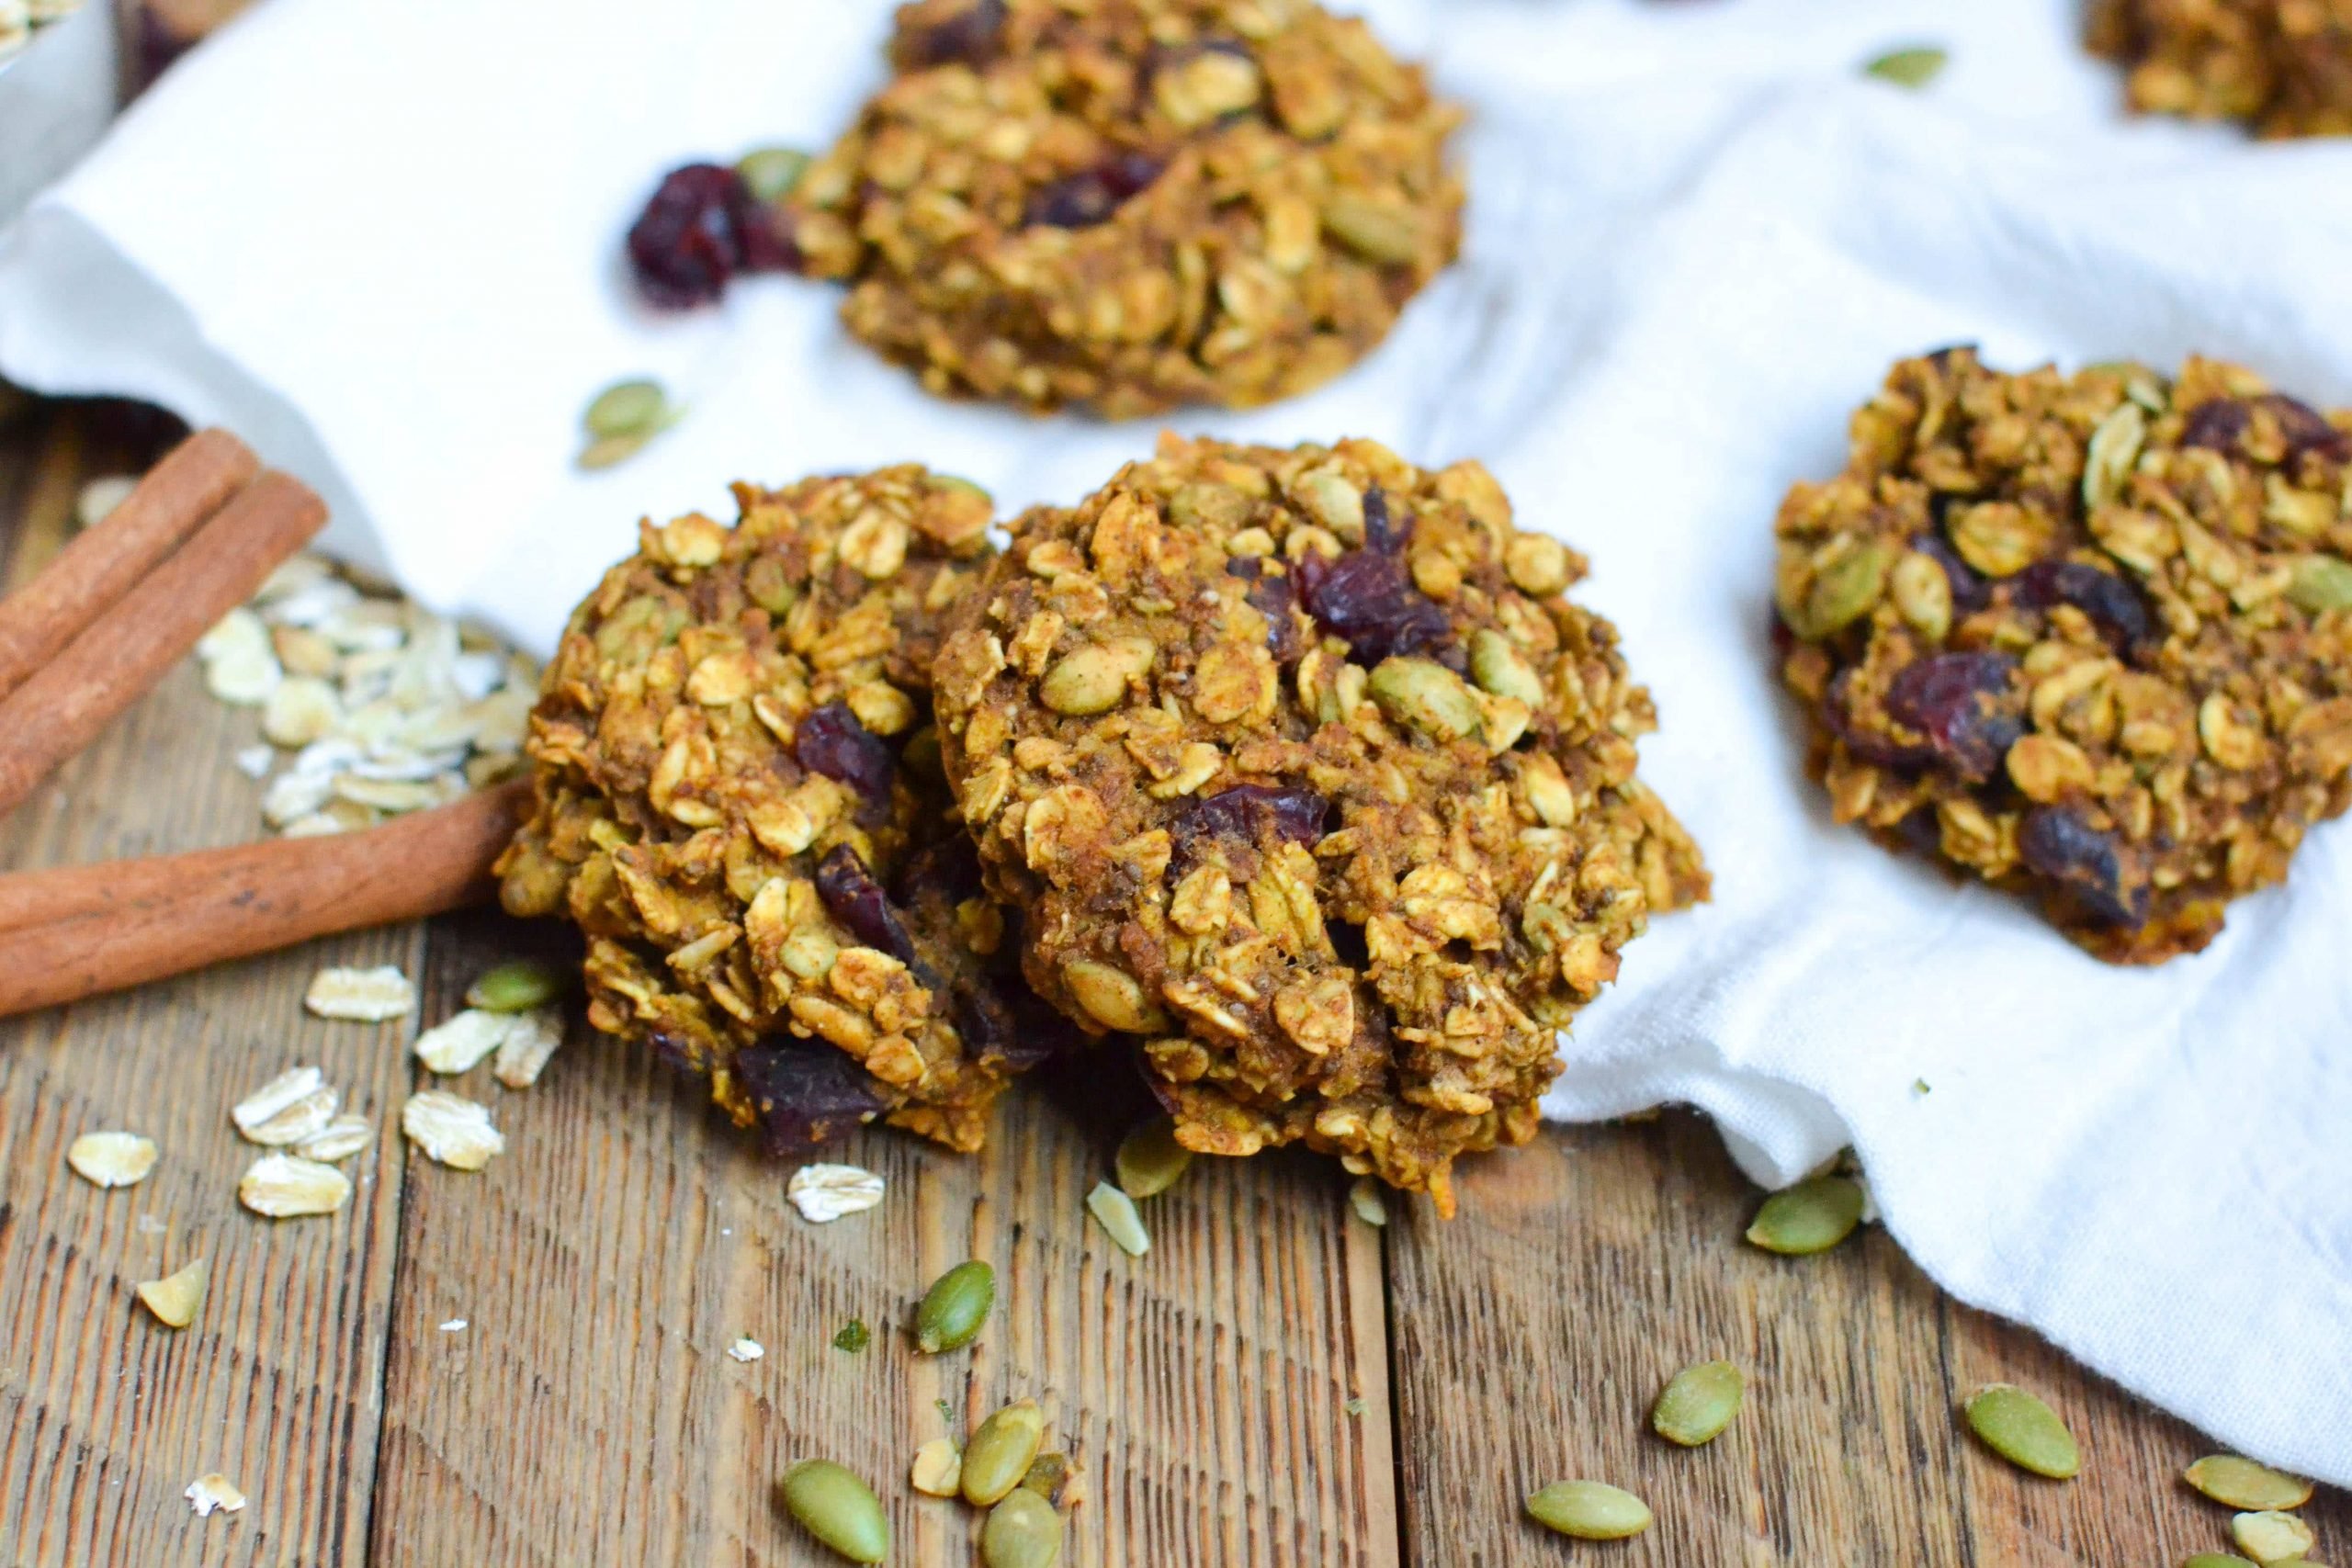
[2010,559,2154,655]
[1910,530,1988,615]
[1023,152,1166,229]
[893,0,1006,69]
[2179,397,2251,454]
[956,981,1080,1073]
[1883,651,2022,781]
[815,843,918,963]
[2262,394,2352,464]
[1293,546,1453,666]
[1362,486,1408,554]
[732,1040,891,1156]
[1227,559,1303,662]
[626,164,788,309]
[1170,784,1330,864]
[891,832,983,907]
[2018,806,2149,928]
[796,701,896,814]
[1922,343,1977,369]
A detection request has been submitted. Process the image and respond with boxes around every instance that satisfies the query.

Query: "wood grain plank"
[367,911,1397,1567]
[1386,1110,2347,1565]
[0,404,418,1566]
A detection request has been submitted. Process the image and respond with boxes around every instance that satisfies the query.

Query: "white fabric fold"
[2,0,2347,1482]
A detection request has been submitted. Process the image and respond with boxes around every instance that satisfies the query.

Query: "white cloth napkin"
[4,0,2349,1483]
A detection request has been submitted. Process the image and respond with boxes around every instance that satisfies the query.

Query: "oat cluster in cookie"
[2089,0,2352,137]
[496,467,1060,1155]
[1776,349,2352,963]
[932,434,1707,1213]
[782,0,1464,416]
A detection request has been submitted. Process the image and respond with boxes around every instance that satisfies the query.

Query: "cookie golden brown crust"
[933,434,1706,1213]
[1776,349,2352,963]
[784,0,1464,416]
[2089,0,2352,137]
[496,467,1063,1156]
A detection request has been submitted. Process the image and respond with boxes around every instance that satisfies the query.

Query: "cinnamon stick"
[0,430,259,702]
[0,468,325,819]
[0,779,529,1018]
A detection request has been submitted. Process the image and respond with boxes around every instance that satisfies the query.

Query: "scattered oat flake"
[231,1066,336,1146]
[492,1006,563,1089]
[295,1114,374,1163]
[1348,1176,1388,1227]
[137,1258,208,1329]
[232,744,275,779]
[401,1090,504,1170]
[786,1164,885,1224]
[306,965,416,1021]
[727,1337,764,1363]
[185,1472,244,1517]
[439,1318,468,1333]
[413,1009,507,1075]
[238,1153,353,1218]
[66,1131,157,1189]
[1344,1396,1367,1417]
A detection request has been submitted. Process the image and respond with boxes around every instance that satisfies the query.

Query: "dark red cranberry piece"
[1883,651,2023,781]
[796,701,896,815]
[1922,343,1977,369]
[2179,397,2251,454]
[1023,152,1166,229]
[2018,806,2149,928]
[1361,486,1409,554]
[891,832,984,907]
[1170,784,1330,864]
[2262,394,2352,463]
[2010,559,2154,655]
[894,0,1005,69]
[732,1040,891,1155]
[1293,546,1453,666]
[1226,558,1303,663]
[1910,530,1988,615]
[956,981,1080,1073]
[627,163,789,309]
[815,843,918,963]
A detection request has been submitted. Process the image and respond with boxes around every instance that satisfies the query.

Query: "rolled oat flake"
[1962,1384,2079,1480]
[777,1459,888,1563]
[1651,1359,1744,1448]
[1525,1480,1653,1540]
[914,1258,995,1354]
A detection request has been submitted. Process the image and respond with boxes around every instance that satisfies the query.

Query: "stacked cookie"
[500,439,1706,1213]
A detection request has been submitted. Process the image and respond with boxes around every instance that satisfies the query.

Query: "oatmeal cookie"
[779,0,1464,416]
[497,467,1064,1156]
[2089,0,2352,137]
[1776,348,2352,963]
[932,434,1707,1213]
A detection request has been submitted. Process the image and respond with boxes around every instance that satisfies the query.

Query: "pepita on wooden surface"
[1525,1480,1653,1540]
[778,1459,889,1563]
[467,959,564,1013]
[2186,1456,2313,1512]
[981,1486,1065,1568]
[1651,1359,1744,1448]
[914,1259,995,1354]
[1744,1174,1865,1255]
[1962,1384,2079,1480]
[961,1400,1046,1507]
[1114,1117,1192,1199]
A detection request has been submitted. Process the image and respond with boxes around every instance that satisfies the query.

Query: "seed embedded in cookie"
[2087,0,2352,139]
[1775,347,2352,963]
[773,0,1464,416]
[933,434,1707,1213]
[496,467,1072,1156]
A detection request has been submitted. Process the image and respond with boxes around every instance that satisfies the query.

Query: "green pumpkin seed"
[1865,45,1950,87]
[1962,1384,2079,1480]
[1651,1359,1745,1448]
[582,378,670,440]
[1802,538,1894,639]
[1367,656,1484,743]
[914,1259,995,1354]
[1467,629,1544,706]
[2186,1456,2314,1512]
[2288,556,2352,614]
[578,429,655,472]
[2233,1510,2316,1563]
[1525,1481,1653,1540]
[1019,1451,1074,1505]
[1087,1181,1151,1257]
[737,146,811,204]
[1744,1175,1865,1256]
[1114,1116,1193,1199]
[466,959,564,1013]
[2181,1554,2259,1567]
[981,1486,1065,1568]
[831,1318,869,1353]
[962,1399,1046,1506]
[778,1459,889,1562]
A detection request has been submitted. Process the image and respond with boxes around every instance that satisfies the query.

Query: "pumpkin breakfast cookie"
[1775,348,2352,963]
[778,0,1465,415]
[497,467,1066,1156]
[2089,0,2352,137]
[932,434,1707,1213]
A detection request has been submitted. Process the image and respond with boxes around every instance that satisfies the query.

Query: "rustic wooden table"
[1,401,2342,1567]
